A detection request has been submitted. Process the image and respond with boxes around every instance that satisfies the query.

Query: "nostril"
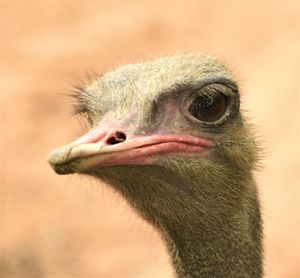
[106,131,127,145]
[115,131,126,141]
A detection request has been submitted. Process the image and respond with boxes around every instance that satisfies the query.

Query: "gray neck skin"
[95,167,263,278]
[161,194,263,278]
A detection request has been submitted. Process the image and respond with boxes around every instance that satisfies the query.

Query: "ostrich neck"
[161,191,263,278]
[99,167,263,277]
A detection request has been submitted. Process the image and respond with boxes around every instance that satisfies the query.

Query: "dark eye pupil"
[188,93,228,122]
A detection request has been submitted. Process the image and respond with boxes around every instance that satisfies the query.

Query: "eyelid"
[195,84,234,98]
[183,84,231,110]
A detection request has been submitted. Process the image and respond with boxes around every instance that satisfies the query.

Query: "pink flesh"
[88,141,207,170]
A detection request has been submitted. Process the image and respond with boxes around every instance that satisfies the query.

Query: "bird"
[47,54,263,278]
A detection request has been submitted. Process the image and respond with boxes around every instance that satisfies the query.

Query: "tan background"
[1,1,299,277]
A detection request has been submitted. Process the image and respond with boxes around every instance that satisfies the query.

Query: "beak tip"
[47,146,70,165]
[48,162,75,175]
[47,148,75,175]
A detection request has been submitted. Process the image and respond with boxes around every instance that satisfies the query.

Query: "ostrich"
[47,54,263,277]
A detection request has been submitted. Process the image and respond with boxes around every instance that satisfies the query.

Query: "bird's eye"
[188,93,228,123]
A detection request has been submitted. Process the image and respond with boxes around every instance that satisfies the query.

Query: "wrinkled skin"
[48,54,263,278]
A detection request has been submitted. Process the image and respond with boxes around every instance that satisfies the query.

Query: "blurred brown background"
[1,1,299,277]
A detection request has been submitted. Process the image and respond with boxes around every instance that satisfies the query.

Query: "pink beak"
[47,125,214,175]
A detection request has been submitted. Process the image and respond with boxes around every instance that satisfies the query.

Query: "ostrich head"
[48,54,262,277]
